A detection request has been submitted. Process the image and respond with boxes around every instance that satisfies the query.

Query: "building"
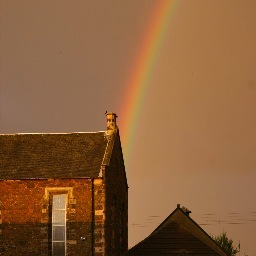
[0,113,128,256]
[125,204,228,256]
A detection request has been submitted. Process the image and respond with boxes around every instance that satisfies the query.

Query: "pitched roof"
[125,207,228,256]
[0,132,110,179]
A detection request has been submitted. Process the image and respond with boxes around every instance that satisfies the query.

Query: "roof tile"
[0,132,108,179]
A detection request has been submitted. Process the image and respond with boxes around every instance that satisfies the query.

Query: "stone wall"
[0,178,96,256]
[104,134,128,256]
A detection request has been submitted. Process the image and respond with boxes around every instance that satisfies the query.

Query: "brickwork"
[0,179,95,256]
[93,179,106,256]
[104,134,128,256]
[0,162,128,256]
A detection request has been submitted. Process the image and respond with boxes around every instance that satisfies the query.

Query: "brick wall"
[0,179,96,256]
[92,178,106,256]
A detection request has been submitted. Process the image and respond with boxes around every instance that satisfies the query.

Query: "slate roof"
[0,132,109,179]
[125,207,228,256]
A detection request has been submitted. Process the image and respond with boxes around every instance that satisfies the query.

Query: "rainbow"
[120,0,179,160]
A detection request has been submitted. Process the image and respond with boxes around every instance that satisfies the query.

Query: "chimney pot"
[106,112,118,133]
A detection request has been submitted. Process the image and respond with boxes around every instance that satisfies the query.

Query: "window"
[52,194,66,256]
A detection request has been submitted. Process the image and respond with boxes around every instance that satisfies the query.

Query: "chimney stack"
[106,112,118,134]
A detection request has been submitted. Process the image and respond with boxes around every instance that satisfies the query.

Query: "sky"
[1,0,256,255]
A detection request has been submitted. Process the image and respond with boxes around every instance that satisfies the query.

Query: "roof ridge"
[0,131,105,136]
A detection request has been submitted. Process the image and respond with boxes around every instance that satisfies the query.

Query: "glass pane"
[53,210,65,224]
[53,242,65,256]
[53,194,66,209]
[53,226,65,241]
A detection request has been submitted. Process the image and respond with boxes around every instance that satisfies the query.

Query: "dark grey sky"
[1,1,256,254]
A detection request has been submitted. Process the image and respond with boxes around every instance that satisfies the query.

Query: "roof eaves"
[128,207,228,256]
[172,208,229,256]
[126,208,180,253]
[0,177,104,181]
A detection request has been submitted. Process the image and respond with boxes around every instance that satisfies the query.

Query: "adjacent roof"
[0,132,110,179]
[125,206,228,256]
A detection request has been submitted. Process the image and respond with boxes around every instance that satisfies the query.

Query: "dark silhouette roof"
[125,206,228,256]
[0,132,109,179]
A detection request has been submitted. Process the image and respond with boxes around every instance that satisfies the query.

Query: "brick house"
[0,113,128,256]
[125,205,228,256]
